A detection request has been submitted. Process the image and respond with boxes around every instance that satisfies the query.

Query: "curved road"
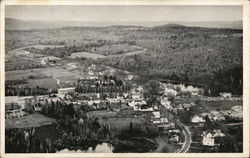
[176,120,192,153]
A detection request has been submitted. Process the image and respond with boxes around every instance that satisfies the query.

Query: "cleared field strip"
[70,52,105,59]
[5,113,56,129]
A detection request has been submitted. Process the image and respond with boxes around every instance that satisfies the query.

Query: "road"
[159,104,192,153]
[176,120,192,153]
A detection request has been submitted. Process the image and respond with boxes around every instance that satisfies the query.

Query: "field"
[93,44,144,55]
[41,67,82,84]
[100,117,147,130]
[23,78,59,89]
[5,69,47,80]
[70,52,105,59]
[5,113,56,129]
[6,66,83,85]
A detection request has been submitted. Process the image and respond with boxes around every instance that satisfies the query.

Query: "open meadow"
[5,113,56,129]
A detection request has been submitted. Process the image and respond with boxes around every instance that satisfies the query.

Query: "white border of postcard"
[0,0,249,158]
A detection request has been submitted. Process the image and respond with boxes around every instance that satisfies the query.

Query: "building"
[220,92,232,98]
[5,103,25,119]
[157,123,175,130]
[160,117,169,123]
[169,134,179,142]
[58,87,75,97]
[160,97,171,107]
[125,75,134,81]
[210,111,225,121]
[128,100,146,107]
[213,129,225,137]
[191,115,205,123]
[202,132,215,146]
[152,111,160,118]
[152,119,161,124]
[34,102,42,112]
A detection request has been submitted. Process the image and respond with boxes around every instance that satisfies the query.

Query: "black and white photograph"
[1,0,249,157]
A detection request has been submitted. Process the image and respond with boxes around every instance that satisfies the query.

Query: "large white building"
[202,132,215,146]
[58,87,75,97]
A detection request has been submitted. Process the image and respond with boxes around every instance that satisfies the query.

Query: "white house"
[160,117,169,123]
[160,97,171,107]
[128,100,147,107]
[213,129,225,137]
[191,115,205,123]
[153,119,161,124]
[58,87,75,97]
[169,134,179,142]
[163,88,178,97]
[5,103,25,119]
[202,132,215,146]
[220,92,232,98]
[152,111,160,118]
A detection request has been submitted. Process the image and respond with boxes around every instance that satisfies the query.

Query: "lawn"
[23,77,59,90]
[40,67,82,83]
[5,113,56,129]
[6,66,83,89]
[5,69,47,80]
[100,117,146,130]
[70,52,105,59]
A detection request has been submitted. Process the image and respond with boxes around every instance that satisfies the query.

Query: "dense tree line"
[100,26,242,96]
[5,85,55,96]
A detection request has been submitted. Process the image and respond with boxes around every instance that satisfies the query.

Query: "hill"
[98,25,243,96]
[5,18,242,30]
[5,23,243,96]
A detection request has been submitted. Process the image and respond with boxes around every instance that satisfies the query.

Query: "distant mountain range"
[5,18,242,30]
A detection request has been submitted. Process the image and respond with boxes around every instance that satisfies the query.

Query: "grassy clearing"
[41,67,82,83]
[6,67,81,81]
[100,117,146,130]
[70,52,105,59]
[5,69,47,80]
[5,113,56,129]
[24,78,59,90]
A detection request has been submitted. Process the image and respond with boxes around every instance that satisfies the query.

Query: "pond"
[57,142,114,153]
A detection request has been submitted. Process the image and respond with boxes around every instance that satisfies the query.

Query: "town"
[5,63,243,153]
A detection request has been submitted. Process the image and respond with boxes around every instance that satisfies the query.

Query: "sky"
[5,5,242,22]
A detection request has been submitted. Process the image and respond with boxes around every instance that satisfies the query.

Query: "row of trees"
[75,84,130,94]
[5,85,55,96]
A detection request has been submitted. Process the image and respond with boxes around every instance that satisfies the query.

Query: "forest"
[6,24,243,96]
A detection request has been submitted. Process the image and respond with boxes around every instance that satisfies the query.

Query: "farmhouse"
[191,114,205,123]
[58,87,75,97]
[169,134,179,142]
[160,117,169,123]
[202,132,215,146]
[160,97,171,107]
[5,103,25,119]
[157,122,175,130]
[220,92,232,98]
[34,102,43,112]
[213,129,225,137]
[125,74,134,81]
[152,111,160,118]
[210,111,225,121]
